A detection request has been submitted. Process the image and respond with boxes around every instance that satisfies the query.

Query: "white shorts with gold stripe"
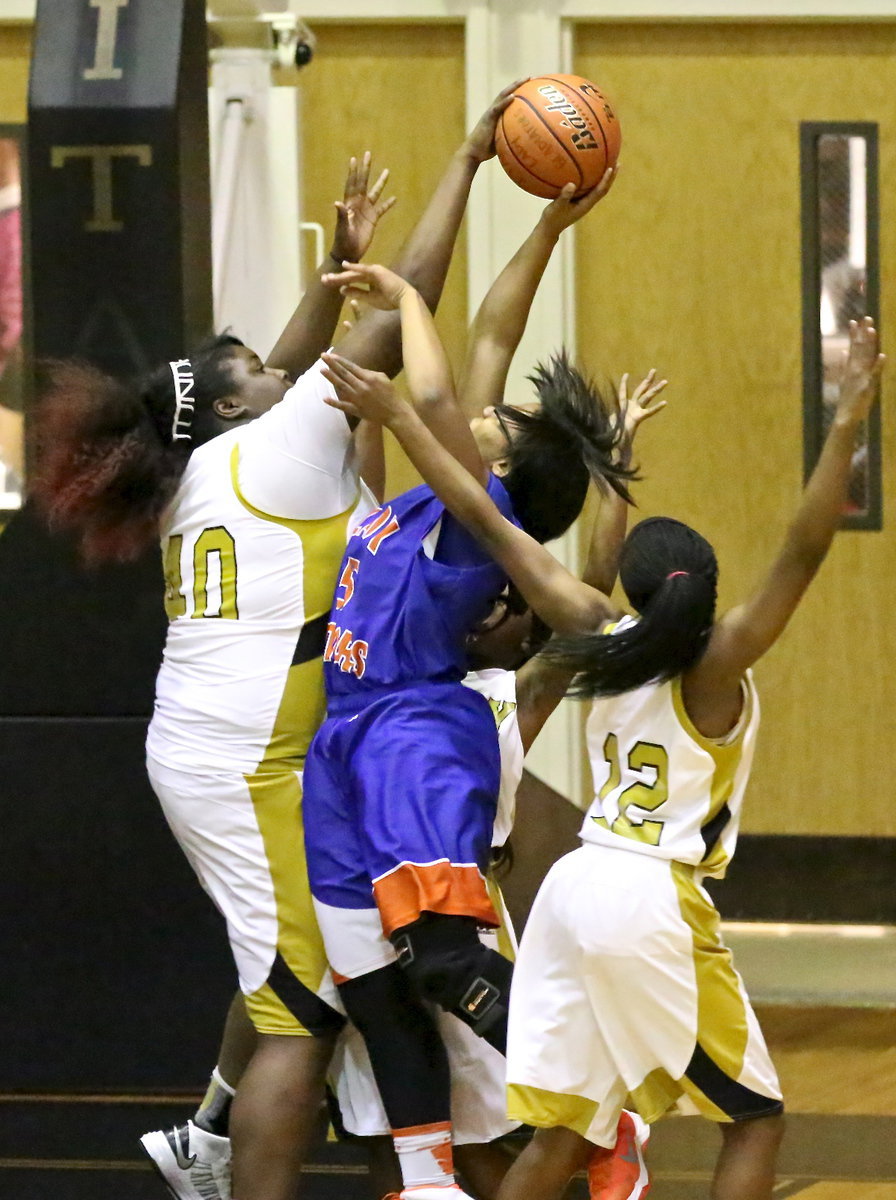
[506,842,782,1148]
[147,757,343,1038]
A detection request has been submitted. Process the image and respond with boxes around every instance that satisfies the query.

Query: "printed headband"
[169,359,196,443]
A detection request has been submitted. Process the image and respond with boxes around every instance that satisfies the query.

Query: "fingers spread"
[321,354,363,391]
[368,167,389,203]
[345,155,359,197]
[631,368,656,400]
[357,150,372,190]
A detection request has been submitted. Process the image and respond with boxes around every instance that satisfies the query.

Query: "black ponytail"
[542,517,718,697]
[499,350,637,545]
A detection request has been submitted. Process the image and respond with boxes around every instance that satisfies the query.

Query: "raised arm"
[689,316,884,704]
[331,81,524,380]
[319,355,618,634]
[514,369,668,749]
[266,152,395,377]
[457,170,616,418]
[582,369,667,593]
[323,262,486,482]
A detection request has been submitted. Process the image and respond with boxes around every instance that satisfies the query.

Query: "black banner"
[28,0,212,375]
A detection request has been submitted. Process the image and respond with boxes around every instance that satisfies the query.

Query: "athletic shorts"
[304,681,501,966]
[506,842,782,1148]
[147,756,344,1038]
[330,903,519,1144]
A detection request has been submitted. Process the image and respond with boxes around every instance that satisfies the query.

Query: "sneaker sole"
[139,1130,204,1200]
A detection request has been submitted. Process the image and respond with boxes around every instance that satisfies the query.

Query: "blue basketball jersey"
[323,475,514,695]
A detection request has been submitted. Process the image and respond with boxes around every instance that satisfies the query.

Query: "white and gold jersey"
[581,670,759,878]
[146,361,376,776]
[461,667,522,848]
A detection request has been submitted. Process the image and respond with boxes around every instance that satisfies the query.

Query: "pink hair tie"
[666,570,689,579]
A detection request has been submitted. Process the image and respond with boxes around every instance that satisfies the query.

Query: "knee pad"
[391,915,513,1046]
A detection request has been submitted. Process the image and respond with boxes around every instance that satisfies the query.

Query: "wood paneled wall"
[0,24,30,121]
[575,22,896,835]
[297,23,467,499]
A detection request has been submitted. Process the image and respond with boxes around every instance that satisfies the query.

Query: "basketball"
[495,74,621,199]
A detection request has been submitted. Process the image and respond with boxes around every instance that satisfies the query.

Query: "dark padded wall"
[0,0,232,1092]
[0,718,233,1091]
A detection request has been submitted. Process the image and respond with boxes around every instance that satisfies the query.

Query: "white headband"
[169,358,196,443]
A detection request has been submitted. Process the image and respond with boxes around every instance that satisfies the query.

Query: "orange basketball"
[495,74,621,199]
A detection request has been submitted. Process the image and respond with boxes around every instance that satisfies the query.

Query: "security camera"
[293,35,314,68]
[269,14,316,71]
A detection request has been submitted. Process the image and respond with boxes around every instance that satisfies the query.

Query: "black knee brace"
[338,963,451,1128]
[390,913,512,1053]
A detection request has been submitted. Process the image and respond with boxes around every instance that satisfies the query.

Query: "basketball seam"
[496,116,569,196]
[542,76,614,163]
[498,134,559,193]
[510,96,584,190]
[541,75,610,164]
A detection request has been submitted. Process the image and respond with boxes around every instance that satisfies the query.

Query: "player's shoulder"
[462,667,517,705]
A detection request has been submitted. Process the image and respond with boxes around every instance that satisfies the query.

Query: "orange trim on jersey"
[331,970,350,986]
[373,861,499,935]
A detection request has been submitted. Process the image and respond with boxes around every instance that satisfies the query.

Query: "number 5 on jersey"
[335,557,360,610]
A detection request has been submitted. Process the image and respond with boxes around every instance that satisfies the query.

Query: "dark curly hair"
[30,335,243,564]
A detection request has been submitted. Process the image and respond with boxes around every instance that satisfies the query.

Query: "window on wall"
[800,121,880,529]
[0,126,24,513]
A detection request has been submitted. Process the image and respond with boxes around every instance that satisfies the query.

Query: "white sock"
[194,1065,236,1135]
[392,1121,454,1189]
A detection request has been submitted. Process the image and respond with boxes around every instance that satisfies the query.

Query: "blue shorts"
[304,680,501,938]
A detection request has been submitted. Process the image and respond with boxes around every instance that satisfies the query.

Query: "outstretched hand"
[321,352,408,425]
[836,316,885,425]
[330,152,397,264]
[619,368,668,441]
[540,166,619,235]
[464,78,529,164]
[321,261,412,311]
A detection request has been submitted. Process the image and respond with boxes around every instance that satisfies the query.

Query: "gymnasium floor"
[4,923,894,1200]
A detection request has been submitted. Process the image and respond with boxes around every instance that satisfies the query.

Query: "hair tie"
[169,359,196,444]
[666,570,689,579]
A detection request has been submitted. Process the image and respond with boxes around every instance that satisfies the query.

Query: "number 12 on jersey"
[592,732,669,846]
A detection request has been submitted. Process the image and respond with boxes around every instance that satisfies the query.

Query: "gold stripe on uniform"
[485,875,516,962]
[670,676,752,875]
[506,1082,599,1138]
[230,442,357,766]
[672,861,750,1121]
[229,444,357,1034]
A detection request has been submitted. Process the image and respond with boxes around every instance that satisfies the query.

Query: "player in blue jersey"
[301,170,648,1200]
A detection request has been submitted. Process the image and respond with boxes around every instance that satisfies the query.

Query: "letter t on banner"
[27,0,212,378]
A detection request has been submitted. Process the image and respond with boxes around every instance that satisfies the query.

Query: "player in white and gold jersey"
[320,308,883,1200]
[30,88,523,1200]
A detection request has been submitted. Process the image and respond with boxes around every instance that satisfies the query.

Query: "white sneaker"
[139,1120,232,1200]
[399,1188,475,1200]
